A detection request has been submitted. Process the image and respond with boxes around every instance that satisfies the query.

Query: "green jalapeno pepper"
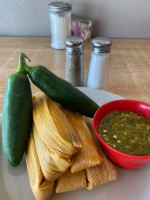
[2,54,32,166]
[22,54,99,117]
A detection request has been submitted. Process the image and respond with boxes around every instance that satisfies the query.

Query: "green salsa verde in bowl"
[99,111,150,156]
[93,99,150,169]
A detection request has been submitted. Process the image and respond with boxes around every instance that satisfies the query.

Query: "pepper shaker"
[65,36,84,86]
[48,1,72,49]
[86,37,112,90]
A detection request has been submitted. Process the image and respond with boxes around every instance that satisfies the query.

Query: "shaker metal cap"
[48,1,72,12]
[65,36,84,53]
[65,36,84,47]
[92,37,112,53]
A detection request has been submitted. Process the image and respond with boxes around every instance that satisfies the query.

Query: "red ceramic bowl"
[93,99,150,169]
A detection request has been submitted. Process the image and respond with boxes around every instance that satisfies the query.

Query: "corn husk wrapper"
[55,169,87,193]
[85,117,117,190]
[33,91,82,159]
[33,123,71,182]
[25,132,54,200]
[61,108,102,173]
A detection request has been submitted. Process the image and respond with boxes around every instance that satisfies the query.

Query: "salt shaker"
[65,36,84,86]
[86,37,112,90]
[48,1,72,49]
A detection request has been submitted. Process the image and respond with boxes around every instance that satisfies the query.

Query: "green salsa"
[99,111,150,156]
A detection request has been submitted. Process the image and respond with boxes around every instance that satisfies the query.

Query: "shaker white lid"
[92,37,112,53]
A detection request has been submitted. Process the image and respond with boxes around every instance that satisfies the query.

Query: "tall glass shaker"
[86,37,112,90]
[65,36,84,86]
[48,1,72,49]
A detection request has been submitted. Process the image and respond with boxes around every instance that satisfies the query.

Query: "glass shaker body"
[65,51,84,86]
[48,2,72,49]
[86,37,112,90]
[87,52,110,90]
[65,36,84,86]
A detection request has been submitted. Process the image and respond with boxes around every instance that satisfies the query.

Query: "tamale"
[25,132,54,200]
[33,123,71,181]
[55,169,87,193]
[61,108,102,173]
[85,117,117,190]
[33,91,82,159]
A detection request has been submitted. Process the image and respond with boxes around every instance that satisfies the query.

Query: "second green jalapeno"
[22,54,99,118]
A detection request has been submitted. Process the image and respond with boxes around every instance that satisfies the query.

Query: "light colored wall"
[0,0,150,38]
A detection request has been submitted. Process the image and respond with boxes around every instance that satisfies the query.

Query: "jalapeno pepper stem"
[17,53,31,73]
